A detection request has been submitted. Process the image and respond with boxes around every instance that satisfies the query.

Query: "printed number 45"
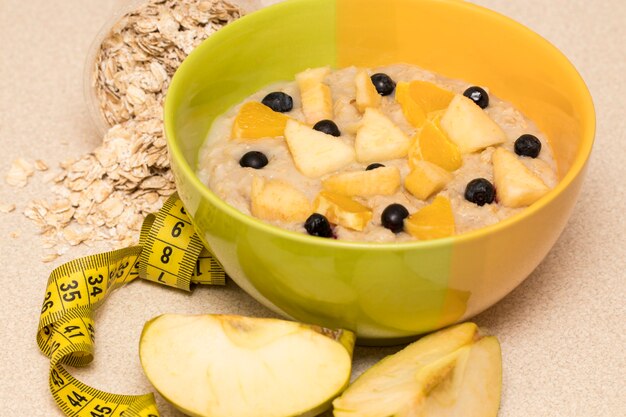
[90,404,112,416]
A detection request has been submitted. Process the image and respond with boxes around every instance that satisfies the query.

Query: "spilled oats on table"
[5,0,243,262]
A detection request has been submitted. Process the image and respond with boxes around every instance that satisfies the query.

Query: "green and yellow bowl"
[164,0,594,344]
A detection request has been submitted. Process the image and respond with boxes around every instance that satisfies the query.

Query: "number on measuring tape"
[63,325,84,339]
[138,194,206,290]
[42,291,54,313]
[60,280,82,302]
[37,193,227,417]
[90,404,112,416]
[51,369,64,388]
[88,274,104,298]
[160,246,172,264]
[171,221,185,237]
[67,390,88,407]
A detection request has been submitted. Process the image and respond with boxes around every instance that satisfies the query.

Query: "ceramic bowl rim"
[164,0,596,251]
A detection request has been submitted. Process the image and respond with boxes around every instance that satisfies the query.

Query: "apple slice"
[332,322,478,417]
[355,108,411,163]
[439,94,507,153]
[251,177,311,222]
[416,337,502,417]
[332,323,502,417]
[140,314,355,417]
[314,191,373,231]
[284,120,355,178]
[492,147,550,208]
[296,67,334,124]
[296,66,330,91]
[322,166,401,197]
[355,69,381,112]
[404,161,453,200]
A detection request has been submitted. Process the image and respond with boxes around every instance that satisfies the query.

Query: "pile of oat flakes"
[6,0,243,262]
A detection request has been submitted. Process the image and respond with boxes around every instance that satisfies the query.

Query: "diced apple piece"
[313,191,372,231]
[332,322,480,417]
[296,67,334,124]
[284,120,355,178]
[301,84,333,124]
[405,196,455,240]
[251,177,311,222]
[333,323,501,417]
[322,166,401,197]
[355,69,381,112]
[409,120,463,172]
[231,102,290,140]
[492,147,550,207]
[355,108,410,163]
[440,95,507,153]
[405,161,453,200]
[296,67,330,91]
[140,314,355,417]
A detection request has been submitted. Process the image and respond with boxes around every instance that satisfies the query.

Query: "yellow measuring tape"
[36,193,226,417]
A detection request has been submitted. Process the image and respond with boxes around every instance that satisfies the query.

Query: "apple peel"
[332,322,502,417]
[140,314,355,417]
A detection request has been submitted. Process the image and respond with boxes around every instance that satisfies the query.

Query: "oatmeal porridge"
[197,64,557,242]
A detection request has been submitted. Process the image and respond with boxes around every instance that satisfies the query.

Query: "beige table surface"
[1,0,625,416]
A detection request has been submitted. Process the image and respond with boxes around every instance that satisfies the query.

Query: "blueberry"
[261,92,293,113]
[371,73,396,96]
[313,120,341,137]
[463,86,489,109]
[464,178,496,206]
[514,134,542,158]
[366,163,385,171]
[381,204,409,233]
[239,151,268,169]
[304,213,333,238]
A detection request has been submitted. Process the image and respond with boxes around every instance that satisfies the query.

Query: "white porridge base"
[197,64,558,242]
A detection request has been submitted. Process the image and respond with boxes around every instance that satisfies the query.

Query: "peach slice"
[396,81,455,127]
[409,120,463,172]
[231,102,290,140]
[405,196,456,240]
